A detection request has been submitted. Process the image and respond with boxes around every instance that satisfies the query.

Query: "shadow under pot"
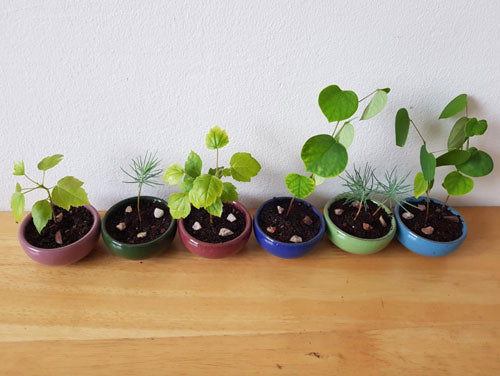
[178,201,252,259]
[394,197,467,257]
[101,196,177,260]
[253,197,325,259]
[18,205,101,266]
[323,195,396,255]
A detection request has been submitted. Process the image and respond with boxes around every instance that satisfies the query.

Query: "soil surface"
[25,206,93,249]
[106,200,172,244]
[328,199,392,239]
[257,198,321,243]
[399,200,463,241]
[184,203,246,243]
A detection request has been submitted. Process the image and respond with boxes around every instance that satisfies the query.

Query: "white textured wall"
[1,0,499,211]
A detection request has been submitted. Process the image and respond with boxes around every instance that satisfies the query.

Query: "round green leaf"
[37,154,63,171]
[301,134,348,178]
[168,192,191,219]
[436,150,470,167]
[205,198,223,217]
[335,121,354,148]
[31,199,52,233]
[439,94,467,119]
[318,85,358,122]
[395,108,410,147]
[220,182,238,202]
[163,163,184,185]
[285,173,315,199]
[11,191,25,222]
[360,89,388,120]
[413,172,428,198]
[420,145,436,182]
[230,152,261,182]
[189,174,223,208]
[447,117,468,150]
[442,171,474,196]
[465,118,487,137]
[13,161,25,176]
[457,149,494,177]
[206,126,229,149]
[51,176,89,210]
[185,151,202,178]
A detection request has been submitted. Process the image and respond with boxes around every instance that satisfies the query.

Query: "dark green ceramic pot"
[101,196,177,260]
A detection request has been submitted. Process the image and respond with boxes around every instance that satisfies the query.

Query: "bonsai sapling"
[11,154,91,247]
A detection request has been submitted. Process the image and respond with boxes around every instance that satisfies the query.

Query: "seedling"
[121,152,163,222]
[11,154,89,233]
[395,94,494,222]
[340,164,376,221]
[373,168,413,216]
[164,126,261,220]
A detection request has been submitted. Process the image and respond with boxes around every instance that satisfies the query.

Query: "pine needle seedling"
[340,164,376,221]
[373,168,413,216]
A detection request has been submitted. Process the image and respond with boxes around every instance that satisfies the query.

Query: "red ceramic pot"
[18,205,101,266]
[178,201,252,259]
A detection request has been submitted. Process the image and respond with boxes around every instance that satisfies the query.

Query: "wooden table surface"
[0,208,499,375]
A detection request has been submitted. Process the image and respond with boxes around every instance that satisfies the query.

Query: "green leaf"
[457,149,494,177]
[16,183,22,192]
[163,163,184,185]
[222,168,232,177]
[439,94,467,119]
[37,154,63,171]
[465,118,487,137]
[31,200,52,233]
[335,121,354,148]
[442,171,474,196]
[206,126,229,149]
[179,176,194,193]
[360,89,388,120]
[301,134,348,178]
[318,85,359,122]
[220,182,238,202]
[381,88,391,93]
[189,174,223,208]
[413,172,428,198]
[51,176,89,210]
[13,161,25,176]
[436,150,470,167]
[11,192,25,222]
[168,192,191,219]
[230,152,261,182]
[285,173,315,199]
[206,198,223,217]
[447,117,468,150]
[420,145,436,182]
[185,151,202,178]
[395,108,410,147]
[312,174,326,185]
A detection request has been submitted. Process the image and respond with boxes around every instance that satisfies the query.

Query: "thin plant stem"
[358,90,376,103]
[286,197,296,217]
[332,121,340,137]
[425,190,430,224]
[137,184,142,223]
[210,214,213,224]
[410,120,426,145]
[353,201,363,222]
[443,195,450,208]
[372,199,387,217]
[216,148,219,177]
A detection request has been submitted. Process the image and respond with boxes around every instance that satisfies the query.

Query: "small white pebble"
[289,235,303,243]
[443,215,459,223]
[153,208,164,219]
[417,204,426,212]
[219,228,234,237]
[351,201,360,208]
[266,226,276,234]
[277,206,285,214]
[55,230,63,245]
[137,231,147,239]
[303,216,313,225]
[334,208,344,215]
[421,226,434,235]
[227,213,237,222]
[116,222,126,231]
[402,212,415,220]
[125,205,133,213]
[55,213,63,223]
[192,221,202,231]
[379,216,387,228]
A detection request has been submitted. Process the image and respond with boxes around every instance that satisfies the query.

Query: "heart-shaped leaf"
[32,199,52,233]
[360,89,388,120]
[168,192,191,219]
[318,85,358,122]
[301,135,348,178]
[51,176,89,210]
[465,118,487,137]
[457,149,494,177]
[189,174,223,208]
[439,94,467,119]
[335,121,354,148]
[230,152,261,182]
[285,173,315,199]
[395,108,410,147]
[420,145,436,182]
[442,171,474,196]
[206,126,229,149]
[163,163,184,185]
[37,154,63,171]
[436,150,470,167]
[447,117,468,150]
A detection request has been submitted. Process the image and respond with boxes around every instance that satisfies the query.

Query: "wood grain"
[0,208,499,375]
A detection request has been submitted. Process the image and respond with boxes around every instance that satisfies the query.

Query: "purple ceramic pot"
[18,205,101,266]
[178,202,252,259]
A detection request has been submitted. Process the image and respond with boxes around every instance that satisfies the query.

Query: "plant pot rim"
[324,194,396,242]
[394,196,467,244]
[254,196,326,247]
[101,196,176,247]
[178,201,251,248]
[18,204,100,254]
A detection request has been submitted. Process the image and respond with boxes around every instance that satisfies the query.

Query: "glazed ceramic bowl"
[18,205,101,266]
[178,201,252,259]
[323,195,396,255]
[253,197,325,259]
[101,196,177,260]
[394,197,467,257]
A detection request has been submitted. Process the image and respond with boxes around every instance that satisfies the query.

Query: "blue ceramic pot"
[253,197,325,259]
[394,197,467,257]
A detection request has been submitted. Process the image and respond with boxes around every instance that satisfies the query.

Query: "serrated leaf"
[465,118,487,137]
[11,192,25,222]
[220,182,238,202]
[163,163,184,185]
[420,144,436,182]
[189,174,223,208]
[205,198,223,217]
[439,94,467,119]
[206,126,229,149]
[312,174,326,185]
[13,161,25,176]
[32,200,52,233]
[168,192,191,219]
[448,117,468,150]
[318,85,359,122]
[222,168,232,177]
[185,151,202,178]
[442,171,474,196]
[51,176,89,210]
[395,108,410,147]
[37,154,63,171]
[179,176,194,193]
[413,172,428,198]
[230,152,261,182]
[436,150,470,167]
[285,173,315,199]
[360,89,388,120]
[335,121,354,148]
[457,149,494,177]
[301,134,348,178]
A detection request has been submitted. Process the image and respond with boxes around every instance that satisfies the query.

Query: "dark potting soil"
[257,198,321,243]
[106,200,172,244]
[184,203,246,243]
[24,206,93,249]
[328,199,392,239]
[399,200,463,242]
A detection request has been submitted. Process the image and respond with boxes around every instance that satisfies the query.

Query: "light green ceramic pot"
[323,195,396,255]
